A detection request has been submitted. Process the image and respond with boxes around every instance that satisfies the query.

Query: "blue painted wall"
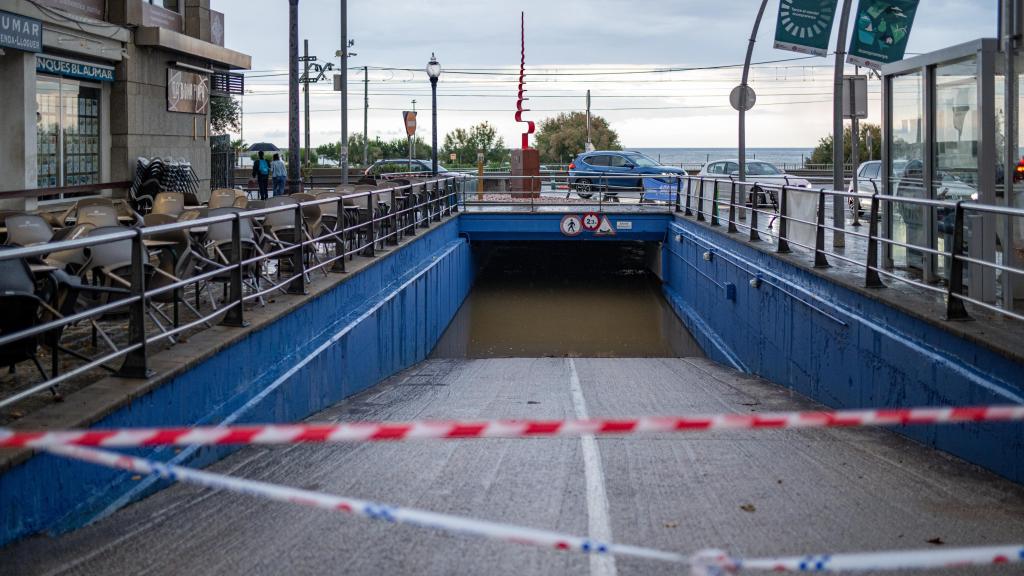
[459,213,670,242]
[663,216,1024,484]
[0,218,474,547]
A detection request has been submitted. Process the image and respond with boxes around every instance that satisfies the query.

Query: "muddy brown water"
[432,242,704,358]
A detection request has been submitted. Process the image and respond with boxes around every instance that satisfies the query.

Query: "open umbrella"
[247,142,280,153]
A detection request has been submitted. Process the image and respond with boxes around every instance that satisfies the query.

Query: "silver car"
[696,160,812,207]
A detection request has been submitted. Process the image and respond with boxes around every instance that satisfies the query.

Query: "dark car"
[568,151,685,198]
[364,158,464,179]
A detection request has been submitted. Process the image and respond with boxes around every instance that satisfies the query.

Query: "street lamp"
[426,53,441,175]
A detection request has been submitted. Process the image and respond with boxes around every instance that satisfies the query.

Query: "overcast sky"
[212,0,998,150]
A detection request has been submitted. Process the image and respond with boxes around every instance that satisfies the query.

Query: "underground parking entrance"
[432,240,705,359]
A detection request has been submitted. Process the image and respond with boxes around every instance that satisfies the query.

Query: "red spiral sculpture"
[515,11,534,149]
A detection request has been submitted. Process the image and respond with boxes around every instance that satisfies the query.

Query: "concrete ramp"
[3,358,1022,575]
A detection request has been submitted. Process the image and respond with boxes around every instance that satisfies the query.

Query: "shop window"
[889,70,924,270]
[35,75,102,200]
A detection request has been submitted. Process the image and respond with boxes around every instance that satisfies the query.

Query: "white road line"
[568,358,618,576]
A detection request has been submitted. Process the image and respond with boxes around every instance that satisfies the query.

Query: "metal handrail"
[0,176,460,410]
[677,175,1024,323]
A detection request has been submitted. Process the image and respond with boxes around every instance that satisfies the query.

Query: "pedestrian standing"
[252,151,271,200]
[271,153,287,197]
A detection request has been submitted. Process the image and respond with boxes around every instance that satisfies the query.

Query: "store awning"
[134,26,250,70]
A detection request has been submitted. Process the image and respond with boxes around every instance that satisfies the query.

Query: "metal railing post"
[406,186,417,237]
[777,185,790,253]
[287,204,306,294]
[333,196,347,272]
[685,178,694,216]
[118,229,153,378]
[864,192,883,288]
[945,201,970,320]
[222,214,248,326]
[749,184,761,242]
[814,188,829,268]
[366,191,377,256]
[696,178,706,222]
[728,181,738,233]
[710,180,720,226]
[389,188,399,245]
[675,177,682,213]
[451,177,459,213]
[432,180,440,221]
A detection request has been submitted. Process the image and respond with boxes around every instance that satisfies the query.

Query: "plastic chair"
[76,204,119,228]
[208,189,237,210]
[0,249,52,391]
[152,192,186,218]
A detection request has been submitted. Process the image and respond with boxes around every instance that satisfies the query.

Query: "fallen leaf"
[740,504,756,513]
[131,475,142,481]
[927,537,945,545]
[664,522,679,529]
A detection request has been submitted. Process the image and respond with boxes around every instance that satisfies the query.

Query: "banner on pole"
[846,0,920,70]
[773,0,838,57]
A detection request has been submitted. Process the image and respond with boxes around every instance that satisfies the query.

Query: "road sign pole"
[832,0,854,247]
[288,0,300,194]
[738,0,769,222]
[850,67,861,227]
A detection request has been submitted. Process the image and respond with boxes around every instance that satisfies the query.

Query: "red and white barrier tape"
[5,405,1022,449]
[47,444,1024,573]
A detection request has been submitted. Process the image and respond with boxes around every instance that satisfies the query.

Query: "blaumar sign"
[36,55,115,82]
[0,10,42,53]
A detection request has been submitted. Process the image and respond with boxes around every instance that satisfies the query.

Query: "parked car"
[364,159,466,179]
[696,159,812,208]
[568,151,685,199]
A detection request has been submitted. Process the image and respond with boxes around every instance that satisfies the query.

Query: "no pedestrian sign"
[560,215,582,237]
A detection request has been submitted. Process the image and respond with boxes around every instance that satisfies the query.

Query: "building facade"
[0,0,249,211]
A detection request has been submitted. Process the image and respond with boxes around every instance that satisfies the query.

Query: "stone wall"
[111,43,212,201]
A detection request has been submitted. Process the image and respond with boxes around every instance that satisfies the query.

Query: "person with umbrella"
[251,150,271,200]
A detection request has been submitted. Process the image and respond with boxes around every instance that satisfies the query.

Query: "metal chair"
[200,207,273,307]
[81,226,155,351]
[143,213,205,336]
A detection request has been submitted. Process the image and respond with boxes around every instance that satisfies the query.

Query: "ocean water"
[632,147,814,168]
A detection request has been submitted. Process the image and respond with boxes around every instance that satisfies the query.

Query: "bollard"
[222,214,248,326]
[727,181,738,233]
[946,201,970,320]
[864,193,883,288]
[118,229,153,378]
[287,204,306,294]
[777,186,791,253]
[814,188,829,268]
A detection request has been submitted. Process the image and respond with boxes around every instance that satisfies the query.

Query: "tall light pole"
[363,65,369,167]
[832,0,854,248]
[427,53,441,176]
[287,0,300,194]
[339,0,349,184]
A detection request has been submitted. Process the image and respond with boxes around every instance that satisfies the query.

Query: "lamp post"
[426,53,441,175]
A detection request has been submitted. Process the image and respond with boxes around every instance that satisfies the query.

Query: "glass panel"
[608,155,628,168]
[890,70,924,269]
[36,78,61,196]
[61,81,101,197]
[933,56,979,278]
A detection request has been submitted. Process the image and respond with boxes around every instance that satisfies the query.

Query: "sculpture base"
[510,148,540,198]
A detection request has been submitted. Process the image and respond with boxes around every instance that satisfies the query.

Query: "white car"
[696,160,811,207]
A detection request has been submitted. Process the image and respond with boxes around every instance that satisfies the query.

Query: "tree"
[210,96,241,134]
[316,136,433,165]
[533,112,621,164]
[808,123,881,166]
[441,122,506,165]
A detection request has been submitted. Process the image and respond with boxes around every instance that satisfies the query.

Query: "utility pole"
[287,0,300,194]
[585,89,593,151]
[363,65,369,167]
[339,0,349,184]
[409,99,416,163]
[832,0,854,248]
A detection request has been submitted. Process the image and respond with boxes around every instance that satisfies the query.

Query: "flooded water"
[432,242,704,358]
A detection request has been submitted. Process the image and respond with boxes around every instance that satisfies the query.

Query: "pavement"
[3,357,1024,575]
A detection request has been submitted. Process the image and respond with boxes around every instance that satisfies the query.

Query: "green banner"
[847,0,920,70]
[773,0,838,57]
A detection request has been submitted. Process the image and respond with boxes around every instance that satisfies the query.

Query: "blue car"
[568,151,686,199]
